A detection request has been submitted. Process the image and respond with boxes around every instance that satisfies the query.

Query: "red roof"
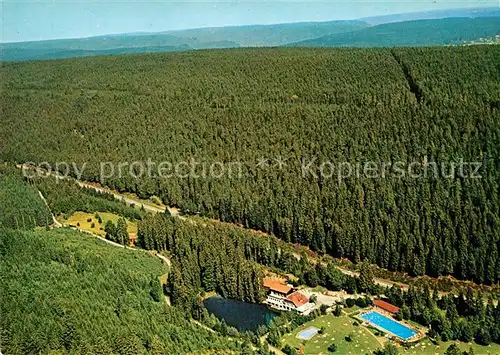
[286,291,309,308]
[263,279,292,295]
[373,299,400,314]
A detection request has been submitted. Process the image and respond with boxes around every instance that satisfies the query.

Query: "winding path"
[26,170,172,268]
[38,190,62,227]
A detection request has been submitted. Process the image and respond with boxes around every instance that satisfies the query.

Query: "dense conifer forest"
[0,166,51,229]
[0,227,244,354]
[1,46,499,285]
[0,172,270,354]
[138,214,265,311]
[137,213,365,314]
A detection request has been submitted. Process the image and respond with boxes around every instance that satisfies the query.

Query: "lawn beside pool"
[403,340,500,355]
[281,313,381,354]
[280,312,500,355]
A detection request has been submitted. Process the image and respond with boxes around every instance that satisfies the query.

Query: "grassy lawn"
[310,285,328,293]
[281,313,500,355]
[122,192,166,209]
[281,313,381,354]
[63,211,137,237]
[343,305,361,315]
[403,340,500,355]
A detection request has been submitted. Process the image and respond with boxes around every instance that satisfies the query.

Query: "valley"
[20,162,500,298]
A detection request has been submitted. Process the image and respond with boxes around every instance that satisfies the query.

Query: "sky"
[2,0,497,43]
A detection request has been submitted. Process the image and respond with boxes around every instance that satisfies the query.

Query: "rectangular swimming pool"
[296,326,320,340]
[360,311,417,340]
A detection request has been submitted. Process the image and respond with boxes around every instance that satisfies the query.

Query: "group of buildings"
[262,277,424,344]
[262,277,406,317]
[262,278,315,315]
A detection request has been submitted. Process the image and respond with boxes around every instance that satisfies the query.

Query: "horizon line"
[1,5,497,45]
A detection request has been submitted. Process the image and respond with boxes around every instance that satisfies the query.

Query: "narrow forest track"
[390,49,425,104]
[37,190,62,227]
[18,163,176,215]
[334,265,408,291]
[26,171,173,268]
[75,181,169,214]
[191,320,216,334]
[60,223,172,267]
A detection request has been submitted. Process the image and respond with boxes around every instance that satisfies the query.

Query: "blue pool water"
[297,326,320,340]
[360,311,417,340]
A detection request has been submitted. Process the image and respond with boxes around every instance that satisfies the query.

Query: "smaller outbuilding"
[373,299,400,314]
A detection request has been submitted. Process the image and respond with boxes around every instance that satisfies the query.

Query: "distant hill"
[0,21,365,61]
[1,7,499,61]
[0,45,192,61]
[361,6,500,25]
[0,32,241,61]
[162,20,369,47]
[289,17,500,47]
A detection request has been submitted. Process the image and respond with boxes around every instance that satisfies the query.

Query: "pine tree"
[116,218,129,245]
[358,262,375,293]
[104,220,116,241]
[149,277,163,302]
[444,343,461,355]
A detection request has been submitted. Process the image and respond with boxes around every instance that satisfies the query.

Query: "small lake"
[203,295,276,332]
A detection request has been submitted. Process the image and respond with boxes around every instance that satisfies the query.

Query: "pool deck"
[355,309,425,344]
